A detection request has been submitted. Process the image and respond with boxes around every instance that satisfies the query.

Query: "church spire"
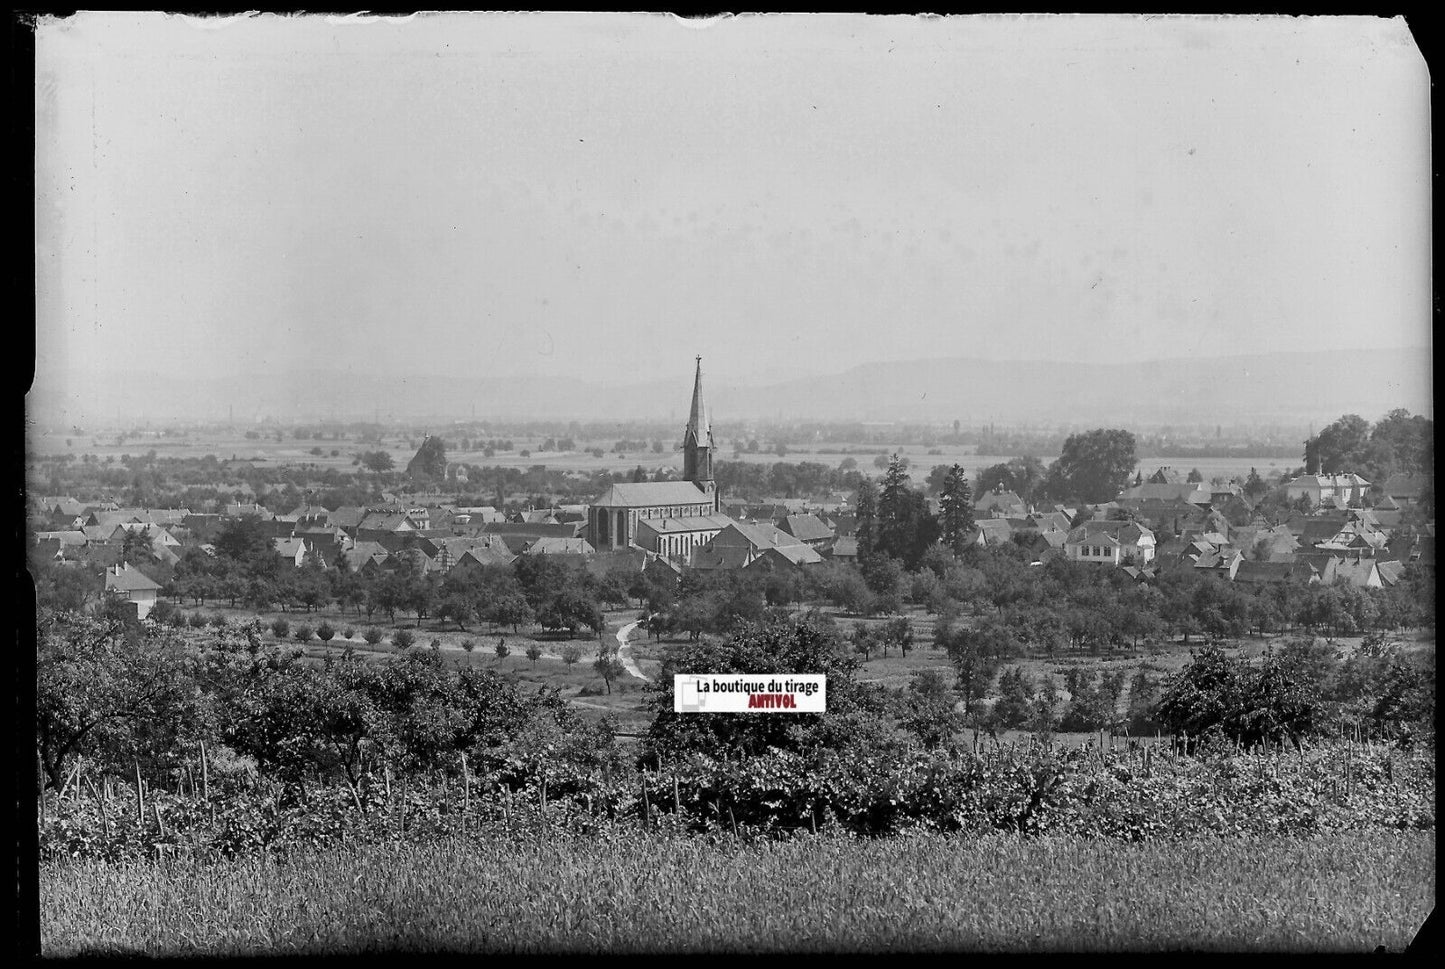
[686,355,711,445]
[682,356,716,491]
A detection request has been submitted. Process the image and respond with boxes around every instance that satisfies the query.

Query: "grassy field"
[40,829,1433,954]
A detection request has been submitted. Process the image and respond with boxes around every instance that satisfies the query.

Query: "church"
[587,358,730,559]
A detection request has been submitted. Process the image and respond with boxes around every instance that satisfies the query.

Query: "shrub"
[430,638,442,650]
[316,622,335,643]
[187,612,208,629]
[343,626,355,640]
[494,640,511,662]
[270,618,290,639]
[561,643,582,668]
[293,624,314,643]
[208,613,229,630]
[363,627,384,645]
[526,643,544,668]
[461,639,476,653]
[393,629,415,649]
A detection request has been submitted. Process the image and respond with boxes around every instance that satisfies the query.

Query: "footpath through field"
[615,619,650,683]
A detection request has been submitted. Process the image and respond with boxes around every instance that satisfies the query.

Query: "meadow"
[40,829,1433,954]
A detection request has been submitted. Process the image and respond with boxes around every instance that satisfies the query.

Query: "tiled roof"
[636,514,734,535]
[593,481,716,508]
[777,514,835,543]
[104,563,161,593]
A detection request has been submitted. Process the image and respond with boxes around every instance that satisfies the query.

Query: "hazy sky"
[34,13,1430,396]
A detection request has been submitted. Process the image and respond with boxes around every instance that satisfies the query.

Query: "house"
[971,518,1014,548]
[1115,482,1213,507]
[690,521,822,571]
[974,489,1026,519]
[342,541,391,573]
[821,535,859,563]
[1381,473,1430,507]
[1321,555,1384,590]
[1064,520,1157,566]
[1284,473,1370,507]
[224,502,273,519]
[1193,548,1244,581]
[449,544,517,573]
[1375,559,1407,587]
[776,514,835,547]
[1232,560,1320,587]
[103,563,162,619]
[275,537,329,569]
[521,537,596,556]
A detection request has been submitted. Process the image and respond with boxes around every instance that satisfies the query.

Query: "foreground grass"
[42,829,1432,954]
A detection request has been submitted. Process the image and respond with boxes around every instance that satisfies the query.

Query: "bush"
[363,627,384,645]
[316,622,335,643]
[270,618,290,639]
[393,629,415,649]
[461,639,476,653]
[208,613,229,630]
[293,624,314,643]
[187,612,208,629]
[343,626,355,640]
[430,638,442,650]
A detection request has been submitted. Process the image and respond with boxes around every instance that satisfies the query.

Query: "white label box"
[673,674,826,713]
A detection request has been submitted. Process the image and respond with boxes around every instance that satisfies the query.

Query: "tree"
[494,639,511,663]
[901,668,961,748]
[360,450,395,475]
[854,477,878,562]
[1186,468,1204,483]
[1243,467,1269,500]
[561,642,582,668]
[991,666,1035,729]
[875,454,939,569]
[36,612,201,790]
[643,614,893,760]
[937,616,1018,713]
[214,515,273,563]
[937,463,976,555]
[1047,429,1137,503]
[593,650,625,694]
[1304,414,1370,474]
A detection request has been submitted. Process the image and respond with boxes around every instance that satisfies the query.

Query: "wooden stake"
[200,741,210,802]
[640,777,650,826]
[673,775,681,816]
[153,799,166,839]
[461,754,470,828]
[89,776,110,838]
[134,758,145,824]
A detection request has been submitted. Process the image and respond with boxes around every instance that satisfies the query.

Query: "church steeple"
[682,356,716,491]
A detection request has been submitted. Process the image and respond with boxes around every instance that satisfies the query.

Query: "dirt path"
[616,619,651,683]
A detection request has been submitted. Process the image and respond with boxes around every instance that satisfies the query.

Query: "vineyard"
[38,735,1435,863]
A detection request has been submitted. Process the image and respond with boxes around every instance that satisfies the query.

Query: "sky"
[33,12,1431,404]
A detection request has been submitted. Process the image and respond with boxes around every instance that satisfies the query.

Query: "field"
[26,426,1292,485]
[40,829,1433,954]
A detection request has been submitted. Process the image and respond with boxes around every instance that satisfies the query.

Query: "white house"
[1064,520,1157,566]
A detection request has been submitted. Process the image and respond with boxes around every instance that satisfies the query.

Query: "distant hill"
[27,347,1430,427]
